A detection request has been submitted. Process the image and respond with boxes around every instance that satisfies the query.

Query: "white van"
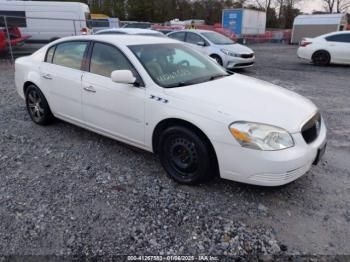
[0,1,91,43]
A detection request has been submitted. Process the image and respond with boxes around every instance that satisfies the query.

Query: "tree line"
[57,0,348,29]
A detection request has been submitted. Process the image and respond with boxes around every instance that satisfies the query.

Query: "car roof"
[97,28,162,35]
[55,34,179,46]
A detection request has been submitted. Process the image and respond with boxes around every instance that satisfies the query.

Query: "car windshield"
[129,43,228,88]
[201,32,234,45]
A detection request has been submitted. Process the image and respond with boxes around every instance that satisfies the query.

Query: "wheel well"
[210,54,221,59]
[312,50,330,58]
[23,81,36,95]
[152,118,219,173]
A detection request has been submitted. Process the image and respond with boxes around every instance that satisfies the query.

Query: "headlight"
[221,49,240,57]
[229,122,294,151]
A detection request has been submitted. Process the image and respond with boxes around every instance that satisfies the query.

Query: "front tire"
[312,51,330,66]
[25,84,54,125]
[158,126,216,185]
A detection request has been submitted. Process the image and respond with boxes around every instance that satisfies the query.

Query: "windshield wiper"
[166,81,192,88]
[209,74,229,81]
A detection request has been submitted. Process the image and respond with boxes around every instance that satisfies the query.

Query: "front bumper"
[224,56,255,69]
[214,118,327,186]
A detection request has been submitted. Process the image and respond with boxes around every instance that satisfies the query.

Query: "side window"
[168,32,186,42]
[90,42,133,78]
[326,34,350,43]
[185,33,204,45]
[45,45,56,63]
[52,41,88,70]
[0,11,26,27]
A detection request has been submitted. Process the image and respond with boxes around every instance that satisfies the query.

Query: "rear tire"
[312,51,330,66]
[158,126,216,185]
[25,84,54,125]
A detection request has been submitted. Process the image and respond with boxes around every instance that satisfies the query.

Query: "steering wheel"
[177,60,190,67]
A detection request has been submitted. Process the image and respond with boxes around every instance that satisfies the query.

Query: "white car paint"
[15,35,327,186]
[168,29,255,69]
[297,31,350,65]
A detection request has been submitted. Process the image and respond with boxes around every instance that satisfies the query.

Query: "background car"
[154,29,174,35]
[167,29,255,69]
[121,21,152,29]
[297,31,350,66]
[95,28,164,37]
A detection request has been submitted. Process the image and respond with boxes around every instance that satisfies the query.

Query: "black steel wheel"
[312,51,330,66]
[25,84,54,125]
[158,126,216,184]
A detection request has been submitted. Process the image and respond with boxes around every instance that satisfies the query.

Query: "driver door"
[82,42,146,146]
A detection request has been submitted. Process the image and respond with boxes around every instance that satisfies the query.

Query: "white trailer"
[222,9,266,36]
[0,0,91,43]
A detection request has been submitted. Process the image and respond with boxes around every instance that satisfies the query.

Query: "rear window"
[326,34,350,43]
[168,32,186,42]
[91,19,110,28]
[124,23,151,29]
[97,31,127,35]
[52,41,88,70]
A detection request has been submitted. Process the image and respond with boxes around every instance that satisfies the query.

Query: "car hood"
[164,74,317,133]
[219,43,254,54]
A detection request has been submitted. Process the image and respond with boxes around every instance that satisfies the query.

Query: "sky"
[299,0,325,13]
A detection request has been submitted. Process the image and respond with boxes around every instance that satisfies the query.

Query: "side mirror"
[111,70,136,85]
[197,41,206,47]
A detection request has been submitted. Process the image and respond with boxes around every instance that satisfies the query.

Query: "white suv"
[168,29,255,69]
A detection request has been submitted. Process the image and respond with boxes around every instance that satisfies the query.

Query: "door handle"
[42,73,53,80]
[83,86,96,93]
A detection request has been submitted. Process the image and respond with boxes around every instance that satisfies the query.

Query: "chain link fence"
[0,15,90,63]
[1,14,293,64]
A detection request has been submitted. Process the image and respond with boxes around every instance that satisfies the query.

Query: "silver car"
[167,29,255,69]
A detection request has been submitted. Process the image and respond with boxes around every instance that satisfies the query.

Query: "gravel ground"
[0,44,350,257]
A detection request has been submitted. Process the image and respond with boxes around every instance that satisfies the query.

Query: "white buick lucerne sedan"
[15,35,327,186]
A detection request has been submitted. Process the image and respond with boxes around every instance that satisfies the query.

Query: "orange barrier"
[152,24,292,44]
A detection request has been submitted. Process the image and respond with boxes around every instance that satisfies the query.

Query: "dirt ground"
[0,43,349,257]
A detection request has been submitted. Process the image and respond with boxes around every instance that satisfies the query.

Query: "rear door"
[40,41,89,122]
[326,33,350,64]
[81,41,145,146]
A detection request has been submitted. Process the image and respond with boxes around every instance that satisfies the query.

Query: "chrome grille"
[240,53,254,59]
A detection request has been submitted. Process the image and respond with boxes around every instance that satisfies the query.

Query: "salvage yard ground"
[0,44,350,256]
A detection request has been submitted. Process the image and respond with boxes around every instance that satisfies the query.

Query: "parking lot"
[0,43,350,257]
